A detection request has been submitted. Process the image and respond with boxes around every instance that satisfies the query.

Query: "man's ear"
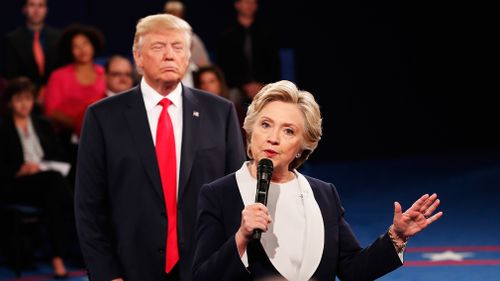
[133,50,142,68]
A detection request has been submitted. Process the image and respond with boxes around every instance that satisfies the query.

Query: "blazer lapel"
[123,87,163,199]
[178,86,201,202]
[296,174,324,281]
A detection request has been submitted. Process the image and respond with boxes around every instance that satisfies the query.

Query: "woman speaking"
[193,80,442,281]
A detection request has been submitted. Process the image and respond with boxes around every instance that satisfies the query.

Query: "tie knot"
[158,98,171,108]
[34,31,40,39]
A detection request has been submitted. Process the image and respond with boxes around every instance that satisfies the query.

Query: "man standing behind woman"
[75,14,245,281]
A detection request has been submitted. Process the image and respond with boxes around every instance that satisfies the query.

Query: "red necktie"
[155,98,179,273]
[32,30,45,76]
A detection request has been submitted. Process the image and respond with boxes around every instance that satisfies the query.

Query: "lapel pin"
[193,111,199,117]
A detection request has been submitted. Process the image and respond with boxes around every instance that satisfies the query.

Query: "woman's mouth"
[264,149,278,158]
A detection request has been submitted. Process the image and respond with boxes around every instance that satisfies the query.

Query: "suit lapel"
[18,27,36,67]
[296,175,324,281]
[124,87,163,199]
[178,86,201,202]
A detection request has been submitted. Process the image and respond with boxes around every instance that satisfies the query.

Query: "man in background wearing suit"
[2,0,60,97]
[75,14,246,281]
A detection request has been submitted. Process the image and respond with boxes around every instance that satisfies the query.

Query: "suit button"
[158,248,165,254]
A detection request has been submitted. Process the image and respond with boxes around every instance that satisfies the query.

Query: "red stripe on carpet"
[406,246,500,253]
[404,260,500,266]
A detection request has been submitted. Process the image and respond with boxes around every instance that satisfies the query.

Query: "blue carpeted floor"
[1,150,499,280]
[305,150,500,281]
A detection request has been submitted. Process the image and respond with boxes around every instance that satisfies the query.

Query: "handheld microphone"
[252,158,273,240]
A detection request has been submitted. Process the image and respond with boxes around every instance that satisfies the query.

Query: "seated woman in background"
[0,77,74,278]
[193,64,231,99]
[44,24,106,139]
[193,64,246,141]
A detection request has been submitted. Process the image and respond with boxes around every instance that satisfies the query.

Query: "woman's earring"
[296,153,301,158]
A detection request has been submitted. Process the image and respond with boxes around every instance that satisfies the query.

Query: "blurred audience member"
[0,77,74,279]
[2,0,61,107]
[217,0,281,101]
[164,0,211,87]
[193,65,230,99]
[193,64,247,142]
[44,24,106,139]
[104,55,135,97]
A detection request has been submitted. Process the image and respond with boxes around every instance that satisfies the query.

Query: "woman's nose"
[267,129,280,145]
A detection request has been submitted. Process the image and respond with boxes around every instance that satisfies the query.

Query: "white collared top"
[141,78,183,191]
[235,162,324,281]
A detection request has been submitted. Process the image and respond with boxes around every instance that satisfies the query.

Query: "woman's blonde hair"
[243,80,322,170]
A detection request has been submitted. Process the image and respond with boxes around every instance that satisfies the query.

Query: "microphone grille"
[258,158,273,174]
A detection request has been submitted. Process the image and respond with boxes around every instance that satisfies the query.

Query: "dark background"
[2,0,497,163]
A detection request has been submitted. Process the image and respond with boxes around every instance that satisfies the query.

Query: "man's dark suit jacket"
[2,25,60,86]
[193,173,403,281]
[75,85,246,281]
[0,115,66,183]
